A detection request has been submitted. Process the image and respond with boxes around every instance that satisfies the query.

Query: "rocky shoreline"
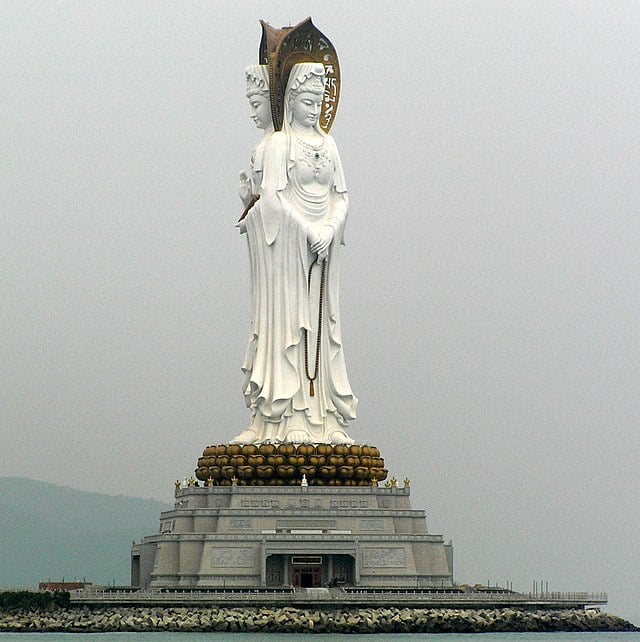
[0,606,637,633]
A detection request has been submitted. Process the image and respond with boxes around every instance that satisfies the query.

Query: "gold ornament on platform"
[196,444,388,486]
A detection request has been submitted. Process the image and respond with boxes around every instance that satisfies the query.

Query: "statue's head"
[285,62,326,133]
[245,64,272,131]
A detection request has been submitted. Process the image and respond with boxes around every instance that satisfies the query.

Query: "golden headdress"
[258,17,340,133]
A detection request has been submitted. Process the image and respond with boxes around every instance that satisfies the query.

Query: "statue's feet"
[282,429,312,444]
[229,429,259,444]
[328,430,354,445]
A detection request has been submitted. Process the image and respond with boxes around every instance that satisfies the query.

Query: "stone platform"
[132,472,453,590]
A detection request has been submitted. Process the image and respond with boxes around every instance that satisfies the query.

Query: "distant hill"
[0,477,171,589]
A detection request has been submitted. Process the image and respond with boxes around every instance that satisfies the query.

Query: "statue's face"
[290,91,323,129]
[248,93,272,130]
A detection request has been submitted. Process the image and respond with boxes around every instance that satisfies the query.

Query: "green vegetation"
[0,590,70,611]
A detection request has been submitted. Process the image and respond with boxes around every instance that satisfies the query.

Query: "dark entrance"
[291,555,323,588]
[292,567,322,587]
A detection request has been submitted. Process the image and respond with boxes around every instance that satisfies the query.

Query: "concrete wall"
[133,484,453,590]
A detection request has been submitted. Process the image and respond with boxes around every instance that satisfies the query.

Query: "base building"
[132,473,453,590]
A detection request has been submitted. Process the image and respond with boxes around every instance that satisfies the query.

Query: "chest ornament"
[297,138,331,179]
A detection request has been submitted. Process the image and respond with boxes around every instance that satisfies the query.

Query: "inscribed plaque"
[212,548,255,568]
[362,547,406,568]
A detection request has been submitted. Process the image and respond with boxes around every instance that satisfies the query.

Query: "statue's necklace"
[297,137,329,179]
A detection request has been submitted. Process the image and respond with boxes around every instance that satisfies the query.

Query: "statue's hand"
[310,225,334,255]
[238,171,252,205]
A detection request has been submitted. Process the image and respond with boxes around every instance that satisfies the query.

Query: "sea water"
[1,633,640,641]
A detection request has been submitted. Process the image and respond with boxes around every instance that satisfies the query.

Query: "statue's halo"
[258,17,341,133]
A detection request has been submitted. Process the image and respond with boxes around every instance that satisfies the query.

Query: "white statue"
[238,64,273,216]
[231,62,357,445]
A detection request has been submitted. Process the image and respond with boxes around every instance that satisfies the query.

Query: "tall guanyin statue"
[231,19,357,446]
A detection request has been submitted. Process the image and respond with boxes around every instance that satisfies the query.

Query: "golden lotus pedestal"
[194,443,389,487]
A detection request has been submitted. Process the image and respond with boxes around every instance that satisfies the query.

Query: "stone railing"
[70,587,607,608]
[344,588,607,604]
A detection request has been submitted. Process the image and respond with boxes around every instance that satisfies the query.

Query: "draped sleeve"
[327,135,347,195]
[251,138,266,182]
[255,131,290,245]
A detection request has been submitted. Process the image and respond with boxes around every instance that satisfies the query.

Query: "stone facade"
[132,484,453,589]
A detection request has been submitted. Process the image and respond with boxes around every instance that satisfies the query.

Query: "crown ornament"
[257,17,340,133]
[245,64,269,97]
[289,72,325,94]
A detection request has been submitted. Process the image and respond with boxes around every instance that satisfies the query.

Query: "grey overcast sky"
[2,0,639,622]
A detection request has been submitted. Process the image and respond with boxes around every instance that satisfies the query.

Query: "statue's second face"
[290,91,323,130]
[248,93,272,130]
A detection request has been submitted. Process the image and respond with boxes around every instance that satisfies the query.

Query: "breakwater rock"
[0,606,637,633]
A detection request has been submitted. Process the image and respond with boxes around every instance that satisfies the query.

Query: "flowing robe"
[237,130,357,444]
